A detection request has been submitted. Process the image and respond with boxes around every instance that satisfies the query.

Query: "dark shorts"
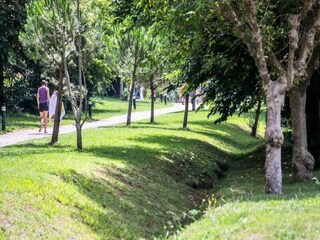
[39,102,49,112]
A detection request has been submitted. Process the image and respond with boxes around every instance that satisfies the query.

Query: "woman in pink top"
[36,80,50,133]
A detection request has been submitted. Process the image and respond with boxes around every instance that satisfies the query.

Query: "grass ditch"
[171,137,320,239]
[0,110,263,239]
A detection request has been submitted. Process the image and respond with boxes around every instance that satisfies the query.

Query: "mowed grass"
[0,110,262,239]
[171,127,320,238]
[3,96,173,133]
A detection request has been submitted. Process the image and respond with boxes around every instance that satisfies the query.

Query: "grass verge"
[0,110,262,239]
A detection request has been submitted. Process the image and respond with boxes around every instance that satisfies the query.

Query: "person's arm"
[36,88,40,109]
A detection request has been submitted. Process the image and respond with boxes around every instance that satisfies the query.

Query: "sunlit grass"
[2,96,173,134]
[0,110,262,239]
[171,113,320,240]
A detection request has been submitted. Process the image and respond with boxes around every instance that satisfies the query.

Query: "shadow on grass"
[53,130,261,238]
[92,109,123,115]
[58,164,203,239]
[0,143,75,157]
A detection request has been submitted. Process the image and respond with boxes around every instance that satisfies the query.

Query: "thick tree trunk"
[289,84,314,180]
[306,72,320,169]
[50,68,64,145]
[150,85,155,124]
[251,98,262,137]
[183,94,189,129]
[264,84,285,194]
[0,63,5,106]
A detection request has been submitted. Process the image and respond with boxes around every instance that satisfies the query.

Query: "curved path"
[0,104,187,148]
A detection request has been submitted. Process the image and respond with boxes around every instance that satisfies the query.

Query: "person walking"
[37,80,50,133]
[49,87,65,121]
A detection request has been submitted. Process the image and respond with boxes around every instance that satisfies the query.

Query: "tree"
[218,1,320,193]
[114,26,149,126]
[22,0,90,149]
[140,32,168,124]
[0,0,30,107]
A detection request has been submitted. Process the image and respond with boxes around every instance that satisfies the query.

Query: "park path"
[0,104,187,148]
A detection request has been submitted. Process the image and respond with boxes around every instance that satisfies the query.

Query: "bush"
[120,88,129,101]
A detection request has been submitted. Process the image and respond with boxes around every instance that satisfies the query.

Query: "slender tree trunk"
[289,84,314,180]
[50,67,64,145]
[264,84,285,194]
[183,94,189,129]
[251,98,262,137]
[150,82,155,124]
[191,91,196,111]
[0,63,5,106]
[76,0,83,150]
[127,65,136,126]
[76,121,82,150]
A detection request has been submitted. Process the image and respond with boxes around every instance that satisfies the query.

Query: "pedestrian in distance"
[36,80,50,133]
[49,86,65,121]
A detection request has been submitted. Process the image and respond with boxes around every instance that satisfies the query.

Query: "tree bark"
[127,64,137,126]
[76,122,82,150]
[183,94,189,129]
[191,91,196,111]
[150,85,155,124]
[264,83,285,194]
[289,84,314,180]
[50,66,64,145]
[251,98,262,137]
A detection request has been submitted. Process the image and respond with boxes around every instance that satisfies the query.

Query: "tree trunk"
[50,67,64,145]
[264,84,285,194]
[306,72,320,169]
[251,98,262,137]
[183,94,189,129]
[127,66,136,126]
[191,91,196,111]
[150,81,155,124]
[76,122,82,150]
[0,63,5,106]
[289,84,314,180]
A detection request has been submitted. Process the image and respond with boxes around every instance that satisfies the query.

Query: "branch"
[287,14,300,88]
[287,1,317,88]
[305,41,320,81]
[221,0,272,88]
[297,7,320,69]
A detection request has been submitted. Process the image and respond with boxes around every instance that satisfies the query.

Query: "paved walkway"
[0,104,187,148]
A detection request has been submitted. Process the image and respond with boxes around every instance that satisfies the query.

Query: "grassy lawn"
[2,96,173,133]
[171,124,320,238]
[0,110,262,239]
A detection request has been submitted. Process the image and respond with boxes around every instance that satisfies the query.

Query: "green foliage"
[0,0,29,62]
[20,0,114,97]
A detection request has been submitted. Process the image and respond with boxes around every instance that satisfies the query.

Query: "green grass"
[0,110,262,239]
[2,96,173,133]
[171,122,320,239]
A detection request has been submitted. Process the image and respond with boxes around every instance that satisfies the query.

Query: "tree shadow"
[0,143,75,157]
[53,133,241,239]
